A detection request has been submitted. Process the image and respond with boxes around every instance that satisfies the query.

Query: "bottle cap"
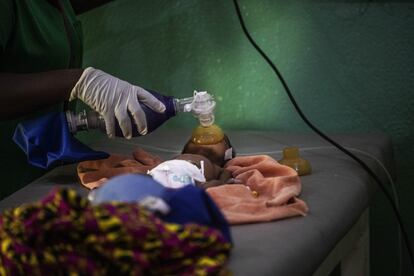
[283,147,299,159]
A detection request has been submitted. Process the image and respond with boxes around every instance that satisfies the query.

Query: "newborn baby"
[77,134,236,190]
[175,135,235,189]
[149,134,236,189]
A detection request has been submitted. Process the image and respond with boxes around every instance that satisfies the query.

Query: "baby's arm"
[196,168,238,189]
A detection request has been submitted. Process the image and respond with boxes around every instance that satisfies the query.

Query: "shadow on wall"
[80,0,241,129]
[80,0,310,131]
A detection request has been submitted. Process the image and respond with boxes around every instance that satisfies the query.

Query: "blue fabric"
[13,112,109,169]
[162,185,232,243]
[91,174,232,243]
[91,174,165,203]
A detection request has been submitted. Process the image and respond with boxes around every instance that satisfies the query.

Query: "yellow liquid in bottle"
[191,124,224,145]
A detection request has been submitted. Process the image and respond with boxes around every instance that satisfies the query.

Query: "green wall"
[79,1,414,274]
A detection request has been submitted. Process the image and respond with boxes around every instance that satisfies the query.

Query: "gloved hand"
[70,67,166,138]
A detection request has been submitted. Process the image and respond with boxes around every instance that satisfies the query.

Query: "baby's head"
[174,153,220,182]
[182,124,235,167]
[182,134,235,167]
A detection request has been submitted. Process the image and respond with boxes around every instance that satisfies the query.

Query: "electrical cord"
[241,145,403,276]
[241,145,402,276]
[232,0,414,270]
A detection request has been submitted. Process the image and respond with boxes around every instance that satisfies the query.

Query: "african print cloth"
[0,188,231,275]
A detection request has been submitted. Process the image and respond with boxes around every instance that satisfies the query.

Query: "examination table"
[0,129,393,275]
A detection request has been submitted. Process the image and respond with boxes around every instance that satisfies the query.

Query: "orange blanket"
[77,148,163,189]
[207,155,308,225]
[77,150,308,224]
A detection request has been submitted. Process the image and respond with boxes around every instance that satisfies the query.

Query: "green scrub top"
[0,0,83,199]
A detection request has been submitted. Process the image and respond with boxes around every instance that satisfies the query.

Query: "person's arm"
[1,67,166,138]
[0,69,83,120]
[69,0,114,14]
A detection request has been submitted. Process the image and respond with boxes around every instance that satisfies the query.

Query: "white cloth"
[70,67,166,138]
[148,160,206,189]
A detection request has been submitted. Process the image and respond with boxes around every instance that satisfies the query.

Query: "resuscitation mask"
[148,159,206,189]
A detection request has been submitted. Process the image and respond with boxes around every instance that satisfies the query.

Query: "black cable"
[232,0,414,270]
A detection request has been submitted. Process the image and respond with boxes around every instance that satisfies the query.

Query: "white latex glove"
[70,67,166,138]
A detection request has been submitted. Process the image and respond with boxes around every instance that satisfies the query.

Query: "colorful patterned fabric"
[0,188,231,275]
[90,174,232,243]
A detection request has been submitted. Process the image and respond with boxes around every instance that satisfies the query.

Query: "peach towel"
[77,150,308,225]
[206,155,309,225]
[77,148,163,189]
